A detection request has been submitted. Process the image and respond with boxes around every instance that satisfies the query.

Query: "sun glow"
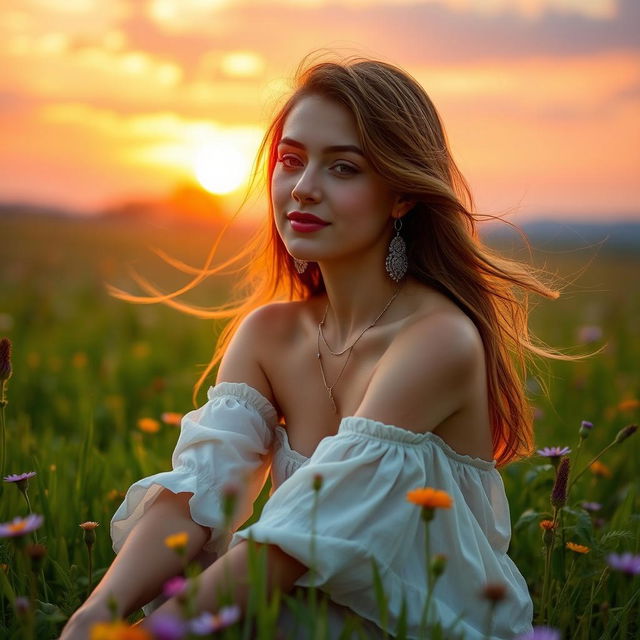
[193,138,252,195]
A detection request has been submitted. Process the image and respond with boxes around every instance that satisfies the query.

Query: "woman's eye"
[278,155,301,169]
[333,163,358,175]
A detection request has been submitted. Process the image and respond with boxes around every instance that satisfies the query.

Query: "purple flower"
[0,514,43,538]
[606,552,640,576]
[515,626,561,640]
[581,501,602,512]
[577,325,602,344]
[162,576,188,599]
[148,613,187,640]
[13,596,30,614]
[4,472,36,493]
[537,447,571,458]
[579,421,593,438]
[189,605,241,635]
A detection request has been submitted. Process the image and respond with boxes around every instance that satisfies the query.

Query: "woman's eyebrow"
[278,136,365,157]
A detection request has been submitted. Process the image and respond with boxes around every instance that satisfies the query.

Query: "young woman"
[60,54,565,639]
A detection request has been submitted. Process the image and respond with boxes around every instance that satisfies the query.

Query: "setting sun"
[193,139,252,195]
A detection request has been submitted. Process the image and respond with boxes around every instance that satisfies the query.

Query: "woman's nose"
[291,167,321,203]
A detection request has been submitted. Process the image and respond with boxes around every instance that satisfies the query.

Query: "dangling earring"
[293,258,308,274]
[385,218,408,282]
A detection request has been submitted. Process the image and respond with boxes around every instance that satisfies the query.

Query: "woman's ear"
[393,196,415,219]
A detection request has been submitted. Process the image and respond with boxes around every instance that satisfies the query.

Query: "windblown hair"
[111,53,580,468]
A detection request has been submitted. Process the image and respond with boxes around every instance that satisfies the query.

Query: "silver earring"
[385,218,408,282]
[293,258,308,274]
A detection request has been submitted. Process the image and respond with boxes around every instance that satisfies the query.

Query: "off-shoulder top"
[110,382,534,639]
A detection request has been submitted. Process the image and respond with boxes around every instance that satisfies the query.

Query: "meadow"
[0,212,638,639]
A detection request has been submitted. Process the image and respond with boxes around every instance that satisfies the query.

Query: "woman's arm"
[60,490,210,637]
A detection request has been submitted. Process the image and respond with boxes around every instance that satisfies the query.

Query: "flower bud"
[614,424,638,445]
[579,420,593,439]
[0,338,12,382]
[79,521,99,548]
[430,553,447,578]
[551,457,570,509]
[312,473,324,492]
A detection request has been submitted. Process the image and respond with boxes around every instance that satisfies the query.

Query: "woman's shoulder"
[239,298,322,342]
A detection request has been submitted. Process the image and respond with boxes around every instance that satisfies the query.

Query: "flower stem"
[538,507,558,625]
[0,396,6,494]
[567,442,615,493]
[419,520,433,636]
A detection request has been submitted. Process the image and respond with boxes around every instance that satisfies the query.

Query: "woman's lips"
[287,212,329,233]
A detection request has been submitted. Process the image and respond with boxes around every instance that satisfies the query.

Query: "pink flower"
[189,605,241,635]
[162,576,188,599]
[0,514,44,538]
[577,325,602,343]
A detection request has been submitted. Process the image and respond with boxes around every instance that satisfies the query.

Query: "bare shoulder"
[215,300,311,404]
[355,303,485,433]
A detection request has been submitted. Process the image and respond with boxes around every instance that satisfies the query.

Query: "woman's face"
[271,94,401,265]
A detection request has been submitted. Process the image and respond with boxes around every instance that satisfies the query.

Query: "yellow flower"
[161,412,183,426]
[589,460,612,478]
[539,519,556,530]
[566,541,590,554]
[137,417,160,433]
[90,621,153,640]
[164,531,189,552]
[406,487,453,509]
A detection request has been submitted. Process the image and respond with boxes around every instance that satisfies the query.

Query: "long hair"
[110,53,582,468]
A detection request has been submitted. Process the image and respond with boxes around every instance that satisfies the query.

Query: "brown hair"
[110,53,581,467]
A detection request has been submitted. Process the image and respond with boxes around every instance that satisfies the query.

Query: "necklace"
[316,286,402,413]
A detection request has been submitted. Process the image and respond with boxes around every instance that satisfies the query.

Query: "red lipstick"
[286,211,329,233]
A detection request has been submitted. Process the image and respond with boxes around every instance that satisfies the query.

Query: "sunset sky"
[1,0,638,221]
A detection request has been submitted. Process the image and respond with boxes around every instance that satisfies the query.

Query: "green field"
[0,212,638,638]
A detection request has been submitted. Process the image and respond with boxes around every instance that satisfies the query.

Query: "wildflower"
[162,576,188,599]
[481,582,507,603]
[147,613,187,640]
[312,473,323,492]
[90,620,153,640]
[430,553,447,578]
[4,471,36,493]
[606,552,640,576]
[80,521,99,546]
[539,519,555,546]
[550,457,570,509]
[0,337,12,382]
[13,595,30,615]
[581,501,602,512]
[566,542,590,554]
[617,398,640,412]
[161,412,183,427]
[537,446,571,458]
[407,487,453,523]
[579,420,593,439]
[189,605,241,635]
[515,626,561,640]
[107,489,126,502]
[137,417,160,434]
[589,460,612,477]
[25,543,47,571]
[577,325,602,344]
[614,424,638,445]
[164,532,189,555]
[539,520,555,530]
[72,352,88,368]
[0,514,43,538]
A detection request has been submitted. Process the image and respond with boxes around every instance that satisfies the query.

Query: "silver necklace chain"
[316,286,402,413]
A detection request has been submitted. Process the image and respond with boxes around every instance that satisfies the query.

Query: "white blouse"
[111,382,533,639]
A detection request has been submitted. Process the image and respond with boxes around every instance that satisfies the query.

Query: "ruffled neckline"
[209,382,497,471]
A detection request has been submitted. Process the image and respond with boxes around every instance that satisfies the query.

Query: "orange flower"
[406,488,453,509]
[79,521,100,531]
[161,412,182,426]
[90,621,153,640]
[617,398,640,412]
[566,541,590,554]
[137,417,160,433]
[589,460,612,477]
[539,519,556,530]
[164,531,189,552]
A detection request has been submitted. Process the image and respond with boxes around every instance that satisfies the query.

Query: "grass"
[0,212,638,638]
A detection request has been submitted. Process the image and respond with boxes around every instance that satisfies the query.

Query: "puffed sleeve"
[229,417,534,640]
[110,382,277,557]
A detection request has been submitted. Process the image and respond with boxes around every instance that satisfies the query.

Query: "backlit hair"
[110,52,583,467]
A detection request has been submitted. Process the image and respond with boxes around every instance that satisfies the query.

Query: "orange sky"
[0,0,638,221]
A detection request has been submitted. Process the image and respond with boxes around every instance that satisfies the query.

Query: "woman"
[60,54,561,639]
